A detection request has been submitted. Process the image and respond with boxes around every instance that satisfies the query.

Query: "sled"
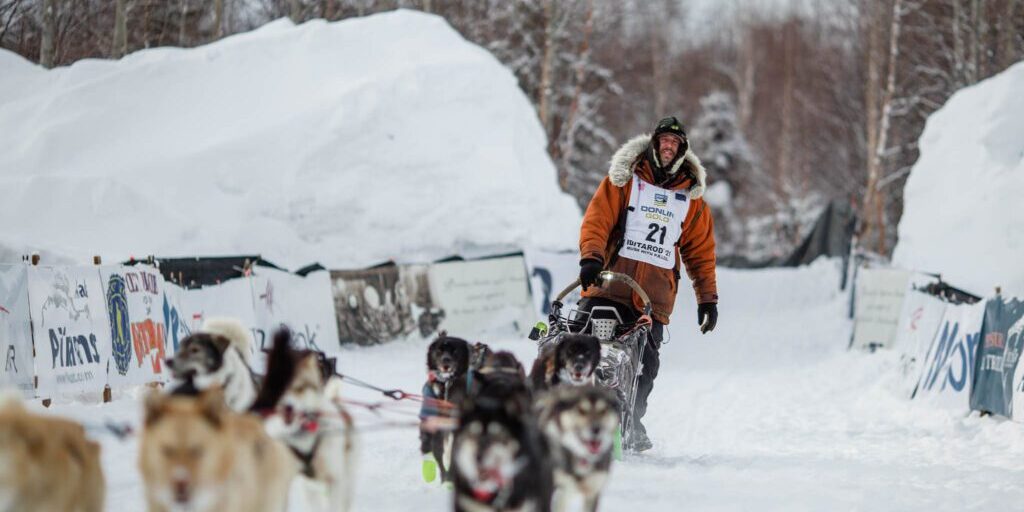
[530,271,653,455]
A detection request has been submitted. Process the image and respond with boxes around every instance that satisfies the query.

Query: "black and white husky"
[529,334,601,392]
[453,354,552,512]
[166,317,258,412]
[537,385,620,512]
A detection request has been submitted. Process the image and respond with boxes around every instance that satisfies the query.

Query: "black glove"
[697,303,718,334]
[579,259,604,291]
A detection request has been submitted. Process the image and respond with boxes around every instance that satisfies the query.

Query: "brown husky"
[139,387,297,512]
[0,393,105,512]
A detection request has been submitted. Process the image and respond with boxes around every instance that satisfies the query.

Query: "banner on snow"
[252,268,341,356]
[100,265,172,387]
[27,266,112,397]
[852,268,913,350]
[427,255,533,337]
[0,265,37,397]
[161,280,191,358]
[970,297,1024,417]
[892,288,948,398]
[331,264,437,345]
[524,249,582,321]
[176,276,262,369]
[914,301,984,412]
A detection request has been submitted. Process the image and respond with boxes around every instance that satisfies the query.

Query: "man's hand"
[579,259,604,291]
[697,303,718,334]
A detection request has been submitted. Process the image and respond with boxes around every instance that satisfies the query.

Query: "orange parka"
[579,135,718,324]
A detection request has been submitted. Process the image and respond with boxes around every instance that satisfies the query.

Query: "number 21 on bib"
[617,179,691,269]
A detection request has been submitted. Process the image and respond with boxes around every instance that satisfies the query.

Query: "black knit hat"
[653,116,686,141]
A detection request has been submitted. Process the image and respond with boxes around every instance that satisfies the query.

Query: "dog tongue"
[473,488,497,502]
[588,440,602,454]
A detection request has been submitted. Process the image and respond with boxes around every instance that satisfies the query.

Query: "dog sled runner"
[530,271,653,455]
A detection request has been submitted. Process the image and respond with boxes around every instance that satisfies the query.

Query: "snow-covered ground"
[0,10,580,268]
[38,259,1024,511]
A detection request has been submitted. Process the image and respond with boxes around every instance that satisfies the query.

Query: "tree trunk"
[39,0,56,68]
[537,0,556,140]
[559,0,595,183]
[112,0,127,58]
[178,0,187,46]
[214,0,224,39]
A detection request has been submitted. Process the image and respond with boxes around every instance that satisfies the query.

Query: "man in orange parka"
[578,116,718,451]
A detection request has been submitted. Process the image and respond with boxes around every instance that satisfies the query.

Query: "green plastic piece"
[422,454,438,483]
[613,425,623,460]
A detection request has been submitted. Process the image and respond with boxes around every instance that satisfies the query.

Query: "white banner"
[177,277,262,371]
[100,265,172,387]
[524,249,581,323]
[892,289,948,398]
[252,268,341,357]
[161,280,192,359]
[914,301,985,412]
[428,255,533,337]
[27,266,111,397]
[852,268,913,350]
[0,265,36,397]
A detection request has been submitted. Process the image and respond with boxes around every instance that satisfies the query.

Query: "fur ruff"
[607,134,707,199]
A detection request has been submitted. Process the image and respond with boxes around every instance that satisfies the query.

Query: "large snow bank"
[893,61,1024,296]
[0,10,581,269]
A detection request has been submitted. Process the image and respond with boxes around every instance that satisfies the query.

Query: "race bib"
[617,179,690,269]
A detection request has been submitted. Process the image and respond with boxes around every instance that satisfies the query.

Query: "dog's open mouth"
[585,439,603,454]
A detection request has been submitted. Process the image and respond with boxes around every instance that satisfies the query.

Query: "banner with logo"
[913,301,985,412]
[892,289,948,398]
[851,268,913,350]
[428,255,533,337]
[27,266,111,397]
[0,265,37,397]
[176,276,262,369]
[100,265,172,387]
[161,280,191,358]
[252,268,341,356]
[524,249,582,323]
[970,297,1024,417]
[331,264,434,345]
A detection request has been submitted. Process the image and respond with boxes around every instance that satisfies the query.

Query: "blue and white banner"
[252,267,341,357]
[100,265,172,388]
[914,301,985,412]
[0,265,37,397]
[524,249,581,322]
[27,266,112,398]
[970,297,1024,417]
[892,289,948,398]
[176,276,261,369]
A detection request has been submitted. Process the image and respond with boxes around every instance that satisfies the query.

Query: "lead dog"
[253,330,356,512]
[139,387,296,512]
[453,354,553,512]
[529,334,601,392]
[166,317,258,412]
[0,393,105,512]
[537,385,619,512]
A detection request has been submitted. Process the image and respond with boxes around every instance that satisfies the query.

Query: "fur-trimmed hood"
[607,134,706,199]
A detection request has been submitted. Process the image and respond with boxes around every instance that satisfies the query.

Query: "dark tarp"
[125,255,282,289]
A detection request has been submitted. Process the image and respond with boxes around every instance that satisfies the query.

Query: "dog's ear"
[209,334,232,355]
[197,387,228,429]
[143,390,169,427]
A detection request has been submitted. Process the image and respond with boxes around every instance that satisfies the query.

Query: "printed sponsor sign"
[428,255,533,337]
[971,297,1024,417]
[27,266,112,397]
[524,249,582,320]
[100,265,170,387]
[176,276,262,370]
[914,301,985,412]
[162,280,191,358]
[252,268,341,357]
[331,264,435,345]
[0,265,37,397]
[852,268,913,350]
[892,288,947,398]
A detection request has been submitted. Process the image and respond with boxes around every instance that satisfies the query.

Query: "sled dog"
[420,335,471,483]
[537,385,619,512]
[453,361,553,512]
[529,334,601,392]
[253,330,356,512]
[0,393,105,512]
[138,387,296,512]
[166,317,258,412]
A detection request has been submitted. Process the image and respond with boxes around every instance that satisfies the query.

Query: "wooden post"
[93,255,102,265]
[30,254,40,265]
[94,255,111,403]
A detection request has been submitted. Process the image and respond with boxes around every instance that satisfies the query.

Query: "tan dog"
[0,393,105,512]
[139,388,297,512]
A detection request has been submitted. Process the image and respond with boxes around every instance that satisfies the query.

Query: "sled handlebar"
[554,271,652,315]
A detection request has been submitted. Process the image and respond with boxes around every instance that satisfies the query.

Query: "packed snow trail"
[45,260,1024,510]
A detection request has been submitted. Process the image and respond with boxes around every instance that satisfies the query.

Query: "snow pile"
[893,62,1024,296]
[0,10,580,269]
